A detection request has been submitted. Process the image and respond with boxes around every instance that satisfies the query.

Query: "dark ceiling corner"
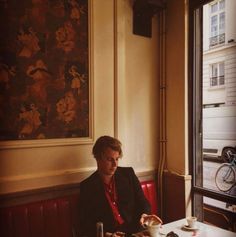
[133,0,165,38]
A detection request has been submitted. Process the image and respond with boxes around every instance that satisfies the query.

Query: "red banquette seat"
[141,180,158,215]
[0,180,158,237]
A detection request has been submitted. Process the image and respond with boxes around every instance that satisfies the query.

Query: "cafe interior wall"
[0,0,159,195]
[0,0,190,220]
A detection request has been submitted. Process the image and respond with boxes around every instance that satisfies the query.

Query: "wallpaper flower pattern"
[0,0,89,140]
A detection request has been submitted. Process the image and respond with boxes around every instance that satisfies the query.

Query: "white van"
[203,105,236,162]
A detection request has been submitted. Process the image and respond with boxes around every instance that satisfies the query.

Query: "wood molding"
[0,168,157,207]
[0,167,95,195]
[163,170,192,180]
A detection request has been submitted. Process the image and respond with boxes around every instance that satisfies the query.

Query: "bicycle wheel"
[215,164,236,192]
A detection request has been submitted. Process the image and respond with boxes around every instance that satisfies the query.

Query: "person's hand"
[140,213,163,227]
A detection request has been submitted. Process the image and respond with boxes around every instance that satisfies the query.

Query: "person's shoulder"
[79,172,99,201]
[117,166,135,175]
[117,166,133,171]
[80,171,98,187]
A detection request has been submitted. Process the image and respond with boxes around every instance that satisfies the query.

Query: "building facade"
[202,0,236,160]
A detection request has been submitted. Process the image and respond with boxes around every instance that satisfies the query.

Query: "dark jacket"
[78,167,151,237]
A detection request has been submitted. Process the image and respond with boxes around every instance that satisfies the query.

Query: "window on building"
[210,62,225,86]
[209,0,225,46]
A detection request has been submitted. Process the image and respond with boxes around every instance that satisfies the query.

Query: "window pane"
[211,3,218,13]
[212,64,218,77]
[219,63,225,85]
[219,12,225,34]
[219,0,225,10]
[211,15,218,36]
[202,196,236,230]
[219,76,225,85]
[193,0,236,232]
[210,77,218,86]
[219,62,224,76]
[203,0,236,195]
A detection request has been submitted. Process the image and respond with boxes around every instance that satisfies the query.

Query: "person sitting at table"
[78,135,162,237]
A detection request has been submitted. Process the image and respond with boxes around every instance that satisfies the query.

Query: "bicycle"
[215,150,236,192]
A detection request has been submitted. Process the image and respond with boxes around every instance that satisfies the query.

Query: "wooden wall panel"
[163,171,191,223]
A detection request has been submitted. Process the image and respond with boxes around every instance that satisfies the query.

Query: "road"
[203,161,221,191]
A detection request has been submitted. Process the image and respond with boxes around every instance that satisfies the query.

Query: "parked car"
[203,106,236,162]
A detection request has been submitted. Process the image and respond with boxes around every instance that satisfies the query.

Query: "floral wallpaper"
[0,0,89,141]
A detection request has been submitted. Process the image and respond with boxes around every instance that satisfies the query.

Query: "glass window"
[219,0,225,10]
[212,64,218,77]
[211,2,218,13]
[211,15,218,36]
[210,62,225,87]
[190,0,236,231]
[210,77,218,86]
[219,63,225,85]
[209,0,225,46]
[219,12,225,34]
[219,62,224,77]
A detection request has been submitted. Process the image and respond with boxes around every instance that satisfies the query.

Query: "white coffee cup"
[147,223,161,237]
[186,216,197,228]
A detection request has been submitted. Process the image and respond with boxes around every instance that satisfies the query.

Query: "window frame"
[210,62,225,87]
[209,0,225,46]
[188,0,236,221]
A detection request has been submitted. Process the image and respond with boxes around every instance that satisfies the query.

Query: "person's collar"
[97,170,114,185]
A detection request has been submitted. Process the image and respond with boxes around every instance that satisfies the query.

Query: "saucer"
[182,224,199,231]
